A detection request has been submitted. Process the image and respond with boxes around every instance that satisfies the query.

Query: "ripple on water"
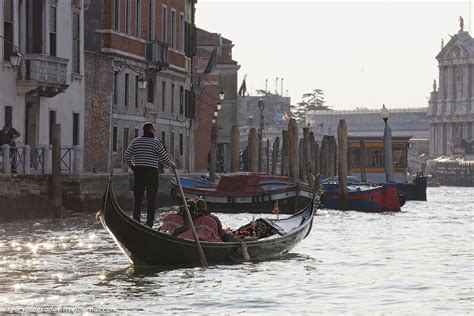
[0,186,473,314]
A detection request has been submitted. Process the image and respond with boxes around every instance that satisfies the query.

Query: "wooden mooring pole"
[248,128,258,172]
[271,137,280,175]
[281,130,289,176]
[288,119,299,180]
[52,124,62,218]
[337,120,348,211]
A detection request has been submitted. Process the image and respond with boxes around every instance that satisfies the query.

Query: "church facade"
[427,22,474,157]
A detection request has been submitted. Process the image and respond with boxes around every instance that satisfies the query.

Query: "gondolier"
[124,122,175,228]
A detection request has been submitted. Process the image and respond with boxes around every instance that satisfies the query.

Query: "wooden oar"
[172,167,209,269]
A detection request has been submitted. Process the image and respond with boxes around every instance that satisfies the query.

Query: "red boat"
[321,177,402,212]
[171,172,314,214]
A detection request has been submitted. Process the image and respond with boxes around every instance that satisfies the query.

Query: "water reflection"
[0,187,472,314]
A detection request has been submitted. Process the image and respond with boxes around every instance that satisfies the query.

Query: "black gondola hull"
[98,179,316,267]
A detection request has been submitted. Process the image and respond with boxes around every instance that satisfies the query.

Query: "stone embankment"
[0,173,185,220]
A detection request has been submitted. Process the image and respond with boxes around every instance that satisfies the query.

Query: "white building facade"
[0,0,85,172]
[427,26,474,157]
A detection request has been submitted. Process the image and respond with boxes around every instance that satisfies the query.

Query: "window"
[148,0,154,40]
[134,128,139,138]
[112,126,118,152]
[135,75,139,108]
[72,12,80,73]
[162,6,167,42]
[171,83,175,114]
[147,79,154,103]
[135,0,141,37]
[73,113,80,146]
[49,2,57,56]
[171,10,176,49]
[179,86,184,114]
[113,0,120,31]
[4,106,12,127]
[125,0,131,34]
[125,74,129,107]
[179,13,185,52]
[3,0,13,62]
[113,72,118,105]
[170,132,175,155]
[123,128,129,155]
[161,131,166,147]
[179,133,183,155]
[161,81,166,112]
[49,111,56,145]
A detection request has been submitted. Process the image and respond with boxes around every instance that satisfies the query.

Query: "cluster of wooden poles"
[215,118,354,209]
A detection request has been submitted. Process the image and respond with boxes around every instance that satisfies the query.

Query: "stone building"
[307,107,429,138]
[193,28,239,171]
[84,0,197,172]
[427,24,474,157]
[0,0,85,172]
[237,94,291,128]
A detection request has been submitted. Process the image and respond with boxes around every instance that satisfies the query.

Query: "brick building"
[193,28,239,171]
[84,0,197,172]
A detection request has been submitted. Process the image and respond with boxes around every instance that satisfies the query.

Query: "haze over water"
[0,187,472,314]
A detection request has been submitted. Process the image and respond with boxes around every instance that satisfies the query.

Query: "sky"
[195,0,473,110]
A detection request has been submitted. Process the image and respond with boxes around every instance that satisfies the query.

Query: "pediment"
[436,31,474,60]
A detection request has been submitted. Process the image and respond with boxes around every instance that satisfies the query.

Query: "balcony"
[146,40,169,71]
[17,54,69,97]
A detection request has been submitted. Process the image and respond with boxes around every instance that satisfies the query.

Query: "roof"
[196,28,232,46]
[436,30,474,60]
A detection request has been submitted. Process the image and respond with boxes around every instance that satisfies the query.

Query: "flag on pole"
[272,200,280,220]
[238,74,247,97]
[203,47,217,74]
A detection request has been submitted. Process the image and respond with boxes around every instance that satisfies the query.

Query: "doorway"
[25,101,39,147]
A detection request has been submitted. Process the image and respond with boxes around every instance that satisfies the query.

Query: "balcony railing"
[18,54,69,97]
[146,40,169,65]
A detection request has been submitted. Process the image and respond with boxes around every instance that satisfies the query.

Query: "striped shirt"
[123,136,173,170]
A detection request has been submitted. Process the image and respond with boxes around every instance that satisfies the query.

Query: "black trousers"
[133,167,159,227]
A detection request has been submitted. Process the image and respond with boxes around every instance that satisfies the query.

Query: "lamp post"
[258,99,265,172]
[209,90,224,182]
[380,104,394,183]
[185,118,191,172]
[209,114,218,182]
[0,35,22,68]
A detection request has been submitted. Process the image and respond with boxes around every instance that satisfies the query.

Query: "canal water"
[0,187,472,314]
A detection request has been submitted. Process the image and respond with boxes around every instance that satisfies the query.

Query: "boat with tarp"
[170,172,314,214]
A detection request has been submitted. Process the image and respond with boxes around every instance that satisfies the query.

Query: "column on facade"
[438,66,445,100]
[463,64,470,100]
[439,123,445,155]
[446,66,454,100]
[429,124,435,157]
[463,122,469,142]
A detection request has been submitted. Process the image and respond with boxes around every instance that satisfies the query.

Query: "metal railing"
[1,144,82,175]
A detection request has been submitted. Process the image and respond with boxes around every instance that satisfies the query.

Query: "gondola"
[97,177,318,267]
[170,172,314,214]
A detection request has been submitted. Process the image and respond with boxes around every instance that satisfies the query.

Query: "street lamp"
[380,104,389,123]
[213,109,219,117]
[219,89,225,101]
[211,116,217,125]
[216,102,222,111]
[380,104,394,183]
[257,98,265,172]
[137,74,147,90]
[0,35,21,68]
